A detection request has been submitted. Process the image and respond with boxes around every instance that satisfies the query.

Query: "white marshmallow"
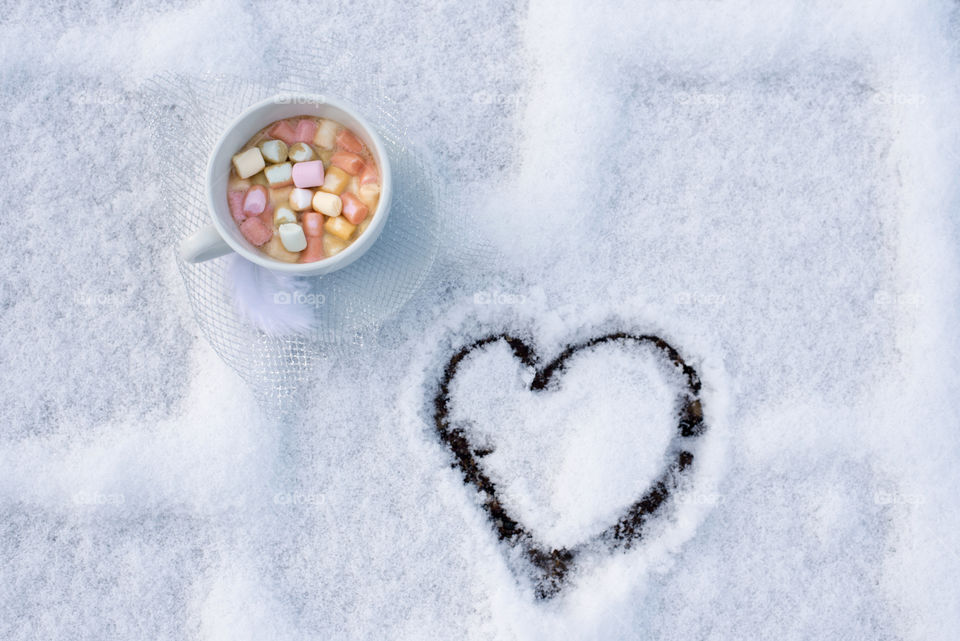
[274,206,297,226]
[278,223,307,252]
[288,142,316,162]
[289,188,314,211]
[232,147,265,179]
[259,139,288,164]
[264,162,293,187]
[314,119,338,149]
[311,191,342,217]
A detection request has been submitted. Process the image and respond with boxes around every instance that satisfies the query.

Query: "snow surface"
[2,0,960,639]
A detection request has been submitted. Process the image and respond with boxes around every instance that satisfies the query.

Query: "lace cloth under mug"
[147,63,443,409]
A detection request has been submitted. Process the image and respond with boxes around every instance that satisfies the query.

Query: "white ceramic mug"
[179,93,392,275]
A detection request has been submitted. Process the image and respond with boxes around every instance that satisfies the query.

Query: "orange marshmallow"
[320,166,350,195]
[299,236,325,263]
[357,183,380,210]
[294,119,317,144]
[323,233,348,256]
[268,120,297,145]
[301,211,324,237]
[336,129,364,153]
[324,215,356,241]
[340,193,369,225]
[330,151,365,175]
[359,163,379,185]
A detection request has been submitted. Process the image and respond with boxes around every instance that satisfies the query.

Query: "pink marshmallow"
[239,217,273,246]
[268,121,297,145]
[331,151,365,175]
[336,129,364,153]
[291,160,325,188]
[228,190,247,223]
[301,211,324,237]
[294,119,317,143]
[242,185,268,216]
[299,236,325,263]
[258,201,274,227]
[359,163,379,186]
[340,192,369,225]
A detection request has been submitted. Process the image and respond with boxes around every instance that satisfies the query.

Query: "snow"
[2,0,960,639]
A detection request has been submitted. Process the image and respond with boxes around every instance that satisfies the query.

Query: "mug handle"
[179,225,234,263]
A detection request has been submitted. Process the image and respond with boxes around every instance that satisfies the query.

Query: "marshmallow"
[228,190,247,223]
[289,187,314,211]
[274,206,297,226]
[354,216,371,236]
[311,191,342,217]
[294,119,318,143]
[242,185,268,216]
[301,212,324,237]
[239,217,272,246]
[318,148,334,168]
[336,129,364,153]
[299,236,325,263]
[270,186,293,208]
[264,162,293,188]
[227,176,251,191]
[320,166,350,195]
[323,233,348,257]
[357,183,380,210]
[278,222,308,252]
[232,147,265,179]
[292,160,325,188]
[331,151,365,175]
[258,202,274,227]
[288,142,316,163]
[259,139,288,164]
[262,235,300,262]
[359,163,379,185]
[324,215,356,241]
[314,119,338,149]
[340,192,369,225]
[268,120,297,145]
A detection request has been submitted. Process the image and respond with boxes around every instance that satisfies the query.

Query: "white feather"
[227,255,315,335]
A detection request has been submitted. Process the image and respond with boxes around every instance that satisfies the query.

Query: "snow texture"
[2,0,960,639]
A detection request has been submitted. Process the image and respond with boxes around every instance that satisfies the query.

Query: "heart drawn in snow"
[432,332,707,599]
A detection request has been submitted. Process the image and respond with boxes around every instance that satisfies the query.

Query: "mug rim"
[205,93,393,274]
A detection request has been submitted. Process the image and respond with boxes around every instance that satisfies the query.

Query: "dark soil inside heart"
[433,332,707,599]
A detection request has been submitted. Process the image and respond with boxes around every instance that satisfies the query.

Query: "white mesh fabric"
[146,59,442,406]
